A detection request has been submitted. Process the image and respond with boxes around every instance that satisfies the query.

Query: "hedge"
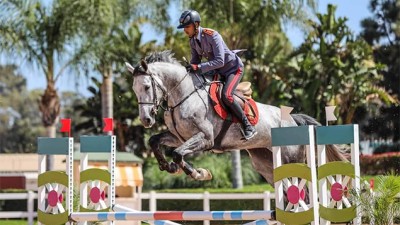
[360,152,400,175]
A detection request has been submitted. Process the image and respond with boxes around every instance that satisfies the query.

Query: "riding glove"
[185,64,199,73]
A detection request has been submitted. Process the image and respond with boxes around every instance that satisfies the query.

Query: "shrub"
[360,152,400,175]
[353,174,400,225]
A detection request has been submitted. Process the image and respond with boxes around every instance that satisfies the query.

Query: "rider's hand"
[185,64,199,73]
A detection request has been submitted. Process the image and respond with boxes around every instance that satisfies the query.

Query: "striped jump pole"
[70,210,275,222]
[113,204,181,225]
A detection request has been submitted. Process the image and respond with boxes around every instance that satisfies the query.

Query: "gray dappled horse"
[125,51,346,185]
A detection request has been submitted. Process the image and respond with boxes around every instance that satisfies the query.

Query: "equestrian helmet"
[177,10,201,29]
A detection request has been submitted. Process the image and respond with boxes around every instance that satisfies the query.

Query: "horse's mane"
[144,50,181,65]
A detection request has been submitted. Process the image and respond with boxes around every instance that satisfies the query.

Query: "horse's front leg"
[172,132,214,180]
[149,131,182,174]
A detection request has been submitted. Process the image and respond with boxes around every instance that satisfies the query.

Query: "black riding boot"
[241,116,257,140]
[228,100,257,140]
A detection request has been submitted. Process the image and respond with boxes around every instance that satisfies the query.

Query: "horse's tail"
[292,114,348,162]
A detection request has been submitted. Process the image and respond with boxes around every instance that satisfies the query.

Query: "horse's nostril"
[146,117,151,124]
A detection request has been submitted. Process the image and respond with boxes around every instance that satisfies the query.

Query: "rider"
[177,10,257,140]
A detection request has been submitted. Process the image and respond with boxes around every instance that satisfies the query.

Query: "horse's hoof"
[169,162,183,175]
[197,168,213,181]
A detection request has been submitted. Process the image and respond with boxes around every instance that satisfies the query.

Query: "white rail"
[139,191,275,225]
[0,191,37,225]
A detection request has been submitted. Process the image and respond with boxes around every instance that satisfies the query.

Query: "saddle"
[209,75,259,126]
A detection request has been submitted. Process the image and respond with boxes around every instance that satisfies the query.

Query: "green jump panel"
[38,171,68,187]
[316,125,355,145]
[276,208,314,225]
[37,137,71,155]
[319,205,356,222]
[274,163,312,183]
[272,126,311,146]
[80,168,111,184]
[317,161,355,180]
[80,135,113,152]
[38,210,69,225]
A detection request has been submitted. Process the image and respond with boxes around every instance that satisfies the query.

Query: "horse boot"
[241,116,257,140]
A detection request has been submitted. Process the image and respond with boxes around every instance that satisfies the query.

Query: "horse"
[125,50,346,185]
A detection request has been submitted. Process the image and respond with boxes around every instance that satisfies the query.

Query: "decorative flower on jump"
[45,183,66,214]
[285,177,308,212]
[327,175,352,208]
[84,179,108,210]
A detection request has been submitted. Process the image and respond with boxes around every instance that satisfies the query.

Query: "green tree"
[59,91,87,139]
[0,64,44,153]
[75,76,150,156]
[0,0,92,168]
[360,0,400,141]
[74,0,170,127]
[282,4,396,123]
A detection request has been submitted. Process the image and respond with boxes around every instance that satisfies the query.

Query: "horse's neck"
[160,66,200,107]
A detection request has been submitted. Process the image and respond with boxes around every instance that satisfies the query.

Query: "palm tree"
[75,0,170,125]
[0,0,89,169]
[284,4,397,123]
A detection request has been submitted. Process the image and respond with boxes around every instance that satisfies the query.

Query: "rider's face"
[184,23,197,38]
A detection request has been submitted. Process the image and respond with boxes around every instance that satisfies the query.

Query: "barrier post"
[79,135,116,225]
[27,190,34,225]
[272,125,319,225]
[316,124,361,225]
[37,137,74,225]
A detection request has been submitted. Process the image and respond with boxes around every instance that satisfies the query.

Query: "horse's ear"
[140,59,148,72]
[125,62,135,74]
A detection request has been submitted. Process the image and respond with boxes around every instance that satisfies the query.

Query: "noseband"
[135,65,206,116]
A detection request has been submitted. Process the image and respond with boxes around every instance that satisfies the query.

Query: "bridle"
[134,66,168,115]
[134,65,193,115]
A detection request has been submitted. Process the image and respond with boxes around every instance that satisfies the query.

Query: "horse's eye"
[144,85,151,91]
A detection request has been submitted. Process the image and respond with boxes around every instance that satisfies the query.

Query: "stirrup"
[239,127,257,141]
[244,130,257,140]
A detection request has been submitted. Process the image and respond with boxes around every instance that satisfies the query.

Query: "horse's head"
[125,60,166,128]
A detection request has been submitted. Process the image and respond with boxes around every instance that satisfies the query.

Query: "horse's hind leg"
[246,148,274,185]
[149,131,182,174]
[172,132,214,181]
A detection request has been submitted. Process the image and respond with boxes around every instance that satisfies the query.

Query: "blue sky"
[13,0,372,97]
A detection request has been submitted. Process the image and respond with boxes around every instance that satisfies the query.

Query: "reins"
[137,69,202,114]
